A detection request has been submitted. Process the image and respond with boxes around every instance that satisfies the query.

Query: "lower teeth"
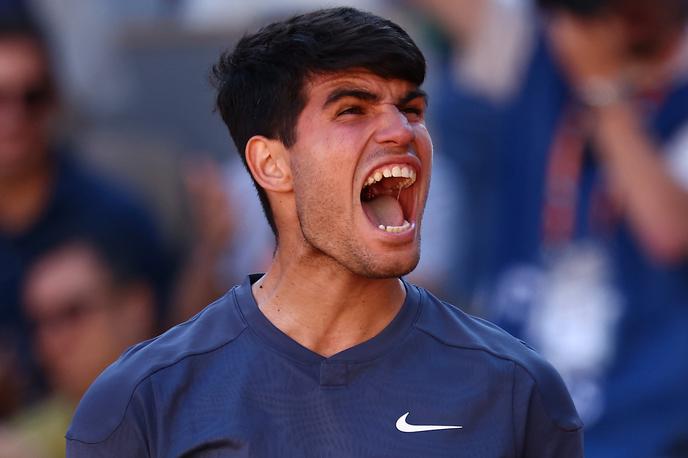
[378,220,412,233]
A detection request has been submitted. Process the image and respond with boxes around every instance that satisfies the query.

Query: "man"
[0,236,157,458]
[66,8,582,457]
[483,0,688,456]
[23,238,157,407]
[0,10,168,412]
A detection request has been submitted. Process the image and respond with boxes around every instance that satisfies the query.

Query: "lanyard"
[542,105,586,246]
[541,105,617,247]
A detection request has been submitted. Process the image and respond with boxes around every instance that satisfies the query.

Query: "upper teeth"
[364,165,416,187]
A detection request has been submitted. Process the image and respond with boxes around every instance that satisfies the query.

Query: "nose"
[373,106,415,146]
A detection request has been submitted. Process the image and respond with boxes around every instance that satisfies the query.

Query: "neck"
[0,161,54,234]
[252,244,405,358]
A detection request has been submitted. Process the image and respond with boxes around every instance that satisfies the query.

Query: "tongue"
[362,194,404,227]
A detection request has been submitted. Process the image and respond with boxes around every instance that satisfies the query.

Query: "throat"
[253,269,406,357]
[362,194,404,227]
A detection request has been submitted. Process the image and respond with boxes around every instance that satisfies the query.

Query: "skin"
[247,71,432,357]
[0,37,56,234]
[23,245,154,402]
[548,11,688,263]
[414,0,688,264]
[172,158,237,324]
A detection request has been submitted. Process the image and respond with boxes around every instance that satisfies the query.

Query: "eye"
[337,106,364,117]
[400,106,423,121]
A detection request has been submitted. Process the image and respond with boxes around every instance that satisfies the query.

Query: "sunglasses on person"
[28,296,112,334]
[0,81,54,115]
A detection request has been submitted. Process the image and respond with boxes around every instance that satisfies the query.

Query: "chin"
[350,249,420,279]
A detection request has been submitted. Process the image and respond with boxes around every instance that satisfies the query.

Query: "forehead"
[0,37,48,85]
[303,70,420,104]
[24,246,108,312]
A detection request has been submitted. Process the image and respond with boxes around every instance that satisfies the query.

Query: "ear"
[245,136,293,193]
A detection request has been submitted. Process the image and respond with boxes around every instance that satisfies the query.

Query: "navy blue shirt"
[487,35,688,457]
[67,275,582,457]
[0,153,168,399]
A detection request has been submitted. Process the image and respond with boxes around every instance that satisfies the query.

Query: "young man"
[482,1,688,456]
[0,10,167,415]
[0,236,157,458]
[66,8,583,457]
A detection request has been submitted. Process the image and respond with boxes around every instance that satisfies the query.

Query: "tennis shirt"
[66,275,583,457]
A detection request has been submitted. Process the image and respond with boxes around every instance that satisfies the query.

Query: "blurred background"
[0,0,687,457]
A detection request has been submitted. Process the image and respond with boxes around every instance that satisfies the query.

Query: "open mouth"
[360,163,417,234]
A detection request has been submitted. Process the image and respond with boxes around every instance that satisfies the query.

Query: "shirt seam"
[232,288,320,367]
[66,326,249,445]
[511,361,518,458]
[413,326,583,433]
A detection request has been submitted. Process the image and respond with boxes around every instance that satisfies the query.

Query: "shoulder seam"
[413,324,527,367]
[511,361,518,458]
[515,364,583,433]
[68,323,249,444]
[413,326,582,433]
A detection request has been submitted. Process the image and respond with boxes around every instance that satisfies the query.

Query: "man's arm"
[66,411,150,457]
[512,363,584,458]
[591,102,688,263]
[519,386,584,457]
[67,434,149,458]
[549,13,688,264]
[66,365,153,457]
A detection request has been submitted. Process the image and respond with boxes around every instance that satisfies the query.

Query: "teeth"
[378,220,413,233]
[363,164,417,189]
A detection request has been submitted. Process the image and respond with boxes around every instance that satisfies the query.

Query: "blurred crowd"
[0,0,686,457]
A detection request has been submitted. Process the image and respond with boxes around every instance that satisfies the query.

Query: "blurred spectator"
[0,9,168,415]
[405,0,535,308]
[0,237,156,458]
[480,0,688,456]
[171,157,274,323]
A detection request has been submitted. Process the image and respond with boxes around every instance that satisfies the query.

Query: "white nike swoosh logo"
[395,412,463,433]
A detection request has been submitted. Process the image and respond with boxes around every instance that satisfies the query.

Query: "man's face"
[0,37,54,180]
[286,71,432,278]
[23,246,127,400]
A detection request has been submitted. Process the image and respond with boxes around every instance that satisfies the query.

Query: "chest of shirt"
[146,342,518,457]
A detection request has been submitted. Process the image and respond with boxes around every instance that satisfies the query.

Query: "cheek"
[293,139,355,204]
[415,125,433,160]
[292,163,339,222]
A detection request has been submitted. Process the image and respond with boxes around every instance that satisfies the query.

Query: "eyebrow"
[323,88,379,108]
[323,87,428,109]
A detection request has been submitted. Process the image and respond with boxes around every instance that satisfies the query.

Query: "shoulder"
[413,285,546,366]
[51,154,162,246]
[412,285,582,432]
[66,290,248,445]
[55,154,141,210]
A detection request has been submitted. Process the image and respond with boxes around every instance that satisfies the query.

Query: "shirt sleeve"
[512,362,584,457]
[66,425,148,458]
[66,377,153,458]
